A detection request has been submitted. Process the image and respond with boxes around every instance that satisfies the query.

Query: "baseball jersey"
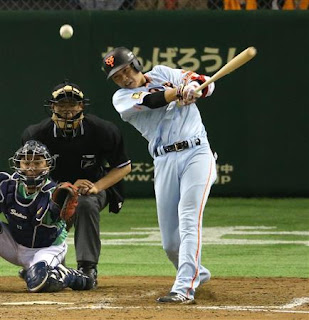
[21,114,131,184]
[0,172,66,248]
[112,65,215,157]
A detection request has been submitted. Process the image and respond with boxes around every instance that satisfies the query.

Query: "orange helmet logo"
[105,55,115,68]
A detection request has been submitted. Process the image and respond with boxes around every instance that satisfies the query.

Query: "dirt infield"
[0,276,308,320]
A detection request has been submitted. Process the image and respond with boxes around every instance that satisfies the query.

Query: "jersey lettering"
[10,208,27,220]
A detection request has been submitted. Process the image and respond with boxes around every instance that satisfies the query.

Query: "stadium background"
[0,4,308,319]
[0,2,308,198]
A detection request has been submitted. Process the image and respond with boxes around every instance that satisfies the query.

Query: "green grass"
[1,198,309,278]
[100,234,149,240]
[223,234,309,241]
[205,245,308,277]
[99,197,309,231]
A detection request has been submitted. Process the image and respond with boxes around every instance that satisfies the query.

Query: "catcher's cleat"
[157,292,196,304]
[56,264,95,290]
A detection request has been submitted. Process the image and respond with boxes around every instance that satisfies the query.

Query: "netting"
[0,0,307,10]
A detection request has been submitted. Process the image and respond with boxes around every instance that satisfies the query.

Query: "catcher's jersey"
[0,172,67,248]
[112,65,215,157]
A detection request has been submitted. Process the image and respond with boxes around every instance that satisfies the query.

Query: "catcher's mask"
[102,47,143,79]
[45,80,90,137]
[9,140,55,190]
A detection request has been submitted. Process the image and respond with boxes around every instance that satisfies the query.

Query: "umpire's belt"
[155,138,201,157]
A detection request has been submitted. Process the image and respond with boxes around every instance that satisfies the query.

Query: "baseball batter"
[103,47,217,304]
[0,140,95,292]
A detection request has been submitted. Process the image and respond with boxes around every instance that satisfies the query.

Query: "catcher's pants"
[74,190,108,264]
[154,142,217,300]
[0,222,67,269]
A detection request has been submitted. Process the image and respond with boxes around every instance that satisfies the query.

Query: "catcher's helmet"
[103,47,143,79]
[9,140,55,189]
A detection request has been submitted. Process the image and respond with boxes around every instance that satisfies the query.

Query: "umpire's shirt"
[21,114,130,184]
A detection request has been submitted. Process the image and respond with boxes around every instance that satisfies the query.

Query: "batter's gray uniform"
[112,65,217,300]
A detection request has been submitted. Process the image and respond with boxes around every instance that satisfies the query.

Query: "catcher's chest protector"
[0,173,57,247]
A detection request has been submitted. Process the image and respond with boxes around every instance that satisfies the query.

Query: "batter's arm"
[164,88,179,103]
[144,84,210,107]
[142,90,177,108]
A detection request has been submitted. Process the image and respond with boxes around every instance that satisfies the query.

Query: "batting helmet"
[103,47,143,79]
[9,140,55,189]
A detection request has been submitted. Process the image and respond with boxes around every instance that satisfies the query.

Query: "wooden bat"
[195,46,257,93]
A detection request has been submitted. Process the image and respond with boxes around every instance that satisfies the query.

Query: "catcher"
[0,140,95,292]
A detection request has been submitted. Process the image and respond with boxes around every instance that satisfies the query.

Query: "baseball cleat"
[78,265,98,289]
[156,292,196,304]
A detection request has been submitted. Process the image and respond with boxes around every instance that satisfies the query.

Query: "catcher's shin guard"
[25,261,75,292]
[25,262,94,292]
[56,264,94,290]
[25,261,50,292]
[25,261,66,292]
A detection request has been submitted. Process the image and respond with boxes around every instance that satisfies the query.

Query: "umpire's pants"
[74,190,107,265]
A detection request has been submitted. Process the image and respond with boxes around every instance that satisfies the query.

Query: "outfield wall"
[0,11,308,197]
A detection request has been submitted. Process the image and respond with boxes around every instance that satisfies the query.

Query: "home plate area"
[0,276,308,320]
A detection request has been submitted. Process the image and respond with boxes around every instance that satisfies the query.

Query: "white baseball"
[59,24,73,39]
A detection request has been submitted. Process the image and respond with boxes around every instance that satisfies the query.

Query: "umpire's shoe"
[78,262,98,289]
[157,292,196,304]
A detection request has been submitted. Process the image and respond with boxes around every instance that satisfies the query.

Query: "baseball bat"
[195,46,257,93]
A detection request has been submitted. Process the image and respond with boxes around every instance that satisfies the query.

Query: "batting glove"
[176,81,202,105]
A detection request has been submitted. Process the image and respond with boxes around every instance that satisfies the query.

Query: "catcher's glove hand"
[52,182,79,228]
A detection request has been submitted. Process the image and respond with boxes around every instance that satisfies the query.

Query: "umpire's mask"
[45,80,90,137]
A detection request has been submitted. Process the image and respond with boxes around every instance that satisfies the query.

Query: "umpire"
[21,80,131,287]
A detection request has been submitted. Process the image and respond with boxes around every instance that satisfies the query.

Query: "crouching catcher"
[0,140,95,292]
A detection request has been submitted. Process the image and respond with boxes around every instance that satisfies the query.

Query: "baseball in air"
[59,24,73,39]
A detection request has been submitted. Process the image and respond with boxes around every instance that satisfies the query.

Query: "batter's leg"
[199,265,211,285]
[172,148,217,299]
[154,153,181,269]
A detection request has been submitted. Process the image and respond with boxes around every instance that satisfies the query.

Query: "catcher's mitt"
[52,182,79,227]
